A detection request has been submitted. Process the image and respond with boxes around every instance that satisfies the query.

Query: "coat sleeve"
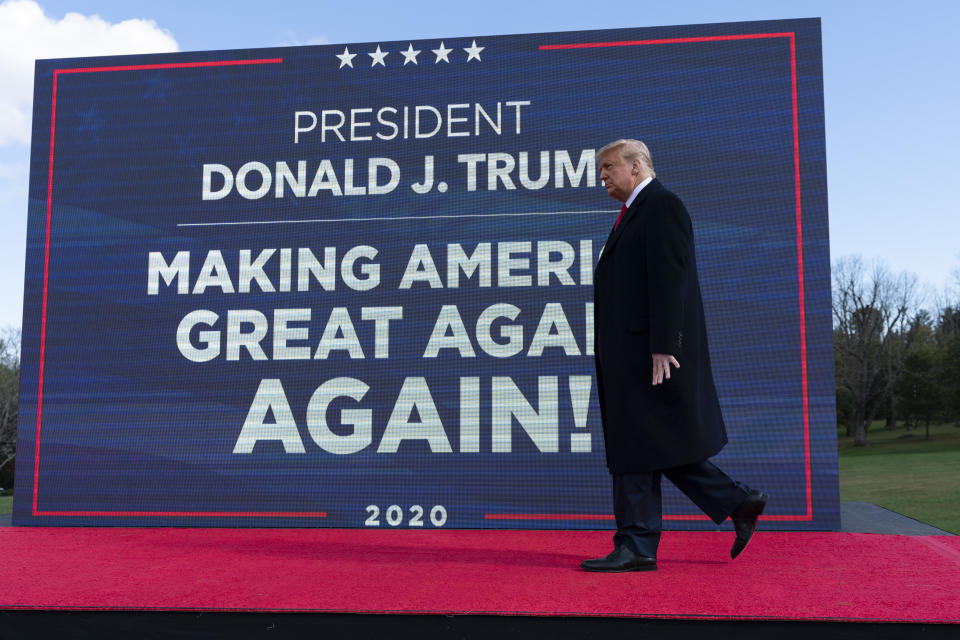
[645,193,692,355]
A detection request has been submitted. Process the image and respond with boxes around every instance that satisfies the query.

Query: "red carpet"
[1,527,958,622]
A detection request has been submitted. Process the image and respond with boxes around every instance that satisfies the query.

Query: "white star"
[464,40,484,62]
[400,43,421,65]
[336,46,357,69]
[432,41,452,63]
[369,45,389,67]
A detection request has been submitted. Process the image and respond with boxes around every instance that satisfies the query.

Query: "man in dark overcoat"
[582,139,768,572]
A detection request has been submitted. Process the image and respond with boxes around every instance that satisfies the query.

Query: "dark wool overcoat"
[593,179,727,473]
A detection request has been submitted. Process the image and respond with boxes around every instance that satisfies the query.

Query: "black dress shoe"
[730,491,768,559]
[580,546,657,572]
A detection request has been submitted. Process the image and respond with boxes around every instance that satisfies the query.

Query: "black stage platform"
[1,610,958,640]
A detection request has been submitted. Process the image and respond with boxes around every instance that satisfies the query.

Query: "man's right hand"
[651,353,680,385]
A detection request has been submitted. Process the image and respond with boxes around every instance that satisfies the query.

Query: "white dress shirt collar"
[625,176,653,208]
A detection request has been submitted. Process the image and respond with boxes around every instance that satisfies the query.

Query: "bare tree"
[0,327,20,489]
[833,256,922,446]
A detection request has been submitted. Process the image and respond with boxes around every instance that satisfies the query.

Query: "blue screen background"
[15,18,837,530]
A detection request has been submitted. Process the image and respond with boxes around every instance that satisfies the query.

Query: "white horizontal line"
[177,210,616,227]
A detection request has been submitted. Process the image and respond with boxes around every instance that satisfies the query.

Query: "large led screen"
[15,18,838,529]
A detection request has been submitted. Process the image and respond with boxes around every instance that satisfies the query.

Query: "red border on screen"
[32,32,814,523]
[484,32,813,523]
[29,57,329,519]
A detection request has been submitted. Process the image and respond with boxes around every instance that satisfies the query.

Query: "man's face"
[598,150,642,203]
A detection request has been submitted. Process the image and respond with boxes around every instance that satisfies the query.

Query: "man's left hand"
[651,353,680,385]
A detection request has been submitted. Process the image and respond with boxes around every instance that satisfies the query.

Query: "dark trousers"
[613,459,750,558]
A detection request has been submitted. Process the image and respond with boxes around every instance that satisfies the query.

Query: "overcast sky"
[1,0,958,330]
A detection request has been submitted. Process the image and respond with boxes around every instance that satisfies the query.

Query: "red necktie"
[614,204,627,230]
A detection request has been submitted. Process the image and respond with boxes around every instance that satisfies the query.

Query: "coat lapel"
[598,179,660,263]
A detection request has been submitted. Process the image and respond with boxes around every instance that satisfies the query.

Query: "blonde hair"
[597,139,656,178]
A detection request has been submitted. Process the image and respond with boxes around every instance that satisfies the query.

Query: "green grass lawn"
[0,495,11,515]
[838,420,960,534]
